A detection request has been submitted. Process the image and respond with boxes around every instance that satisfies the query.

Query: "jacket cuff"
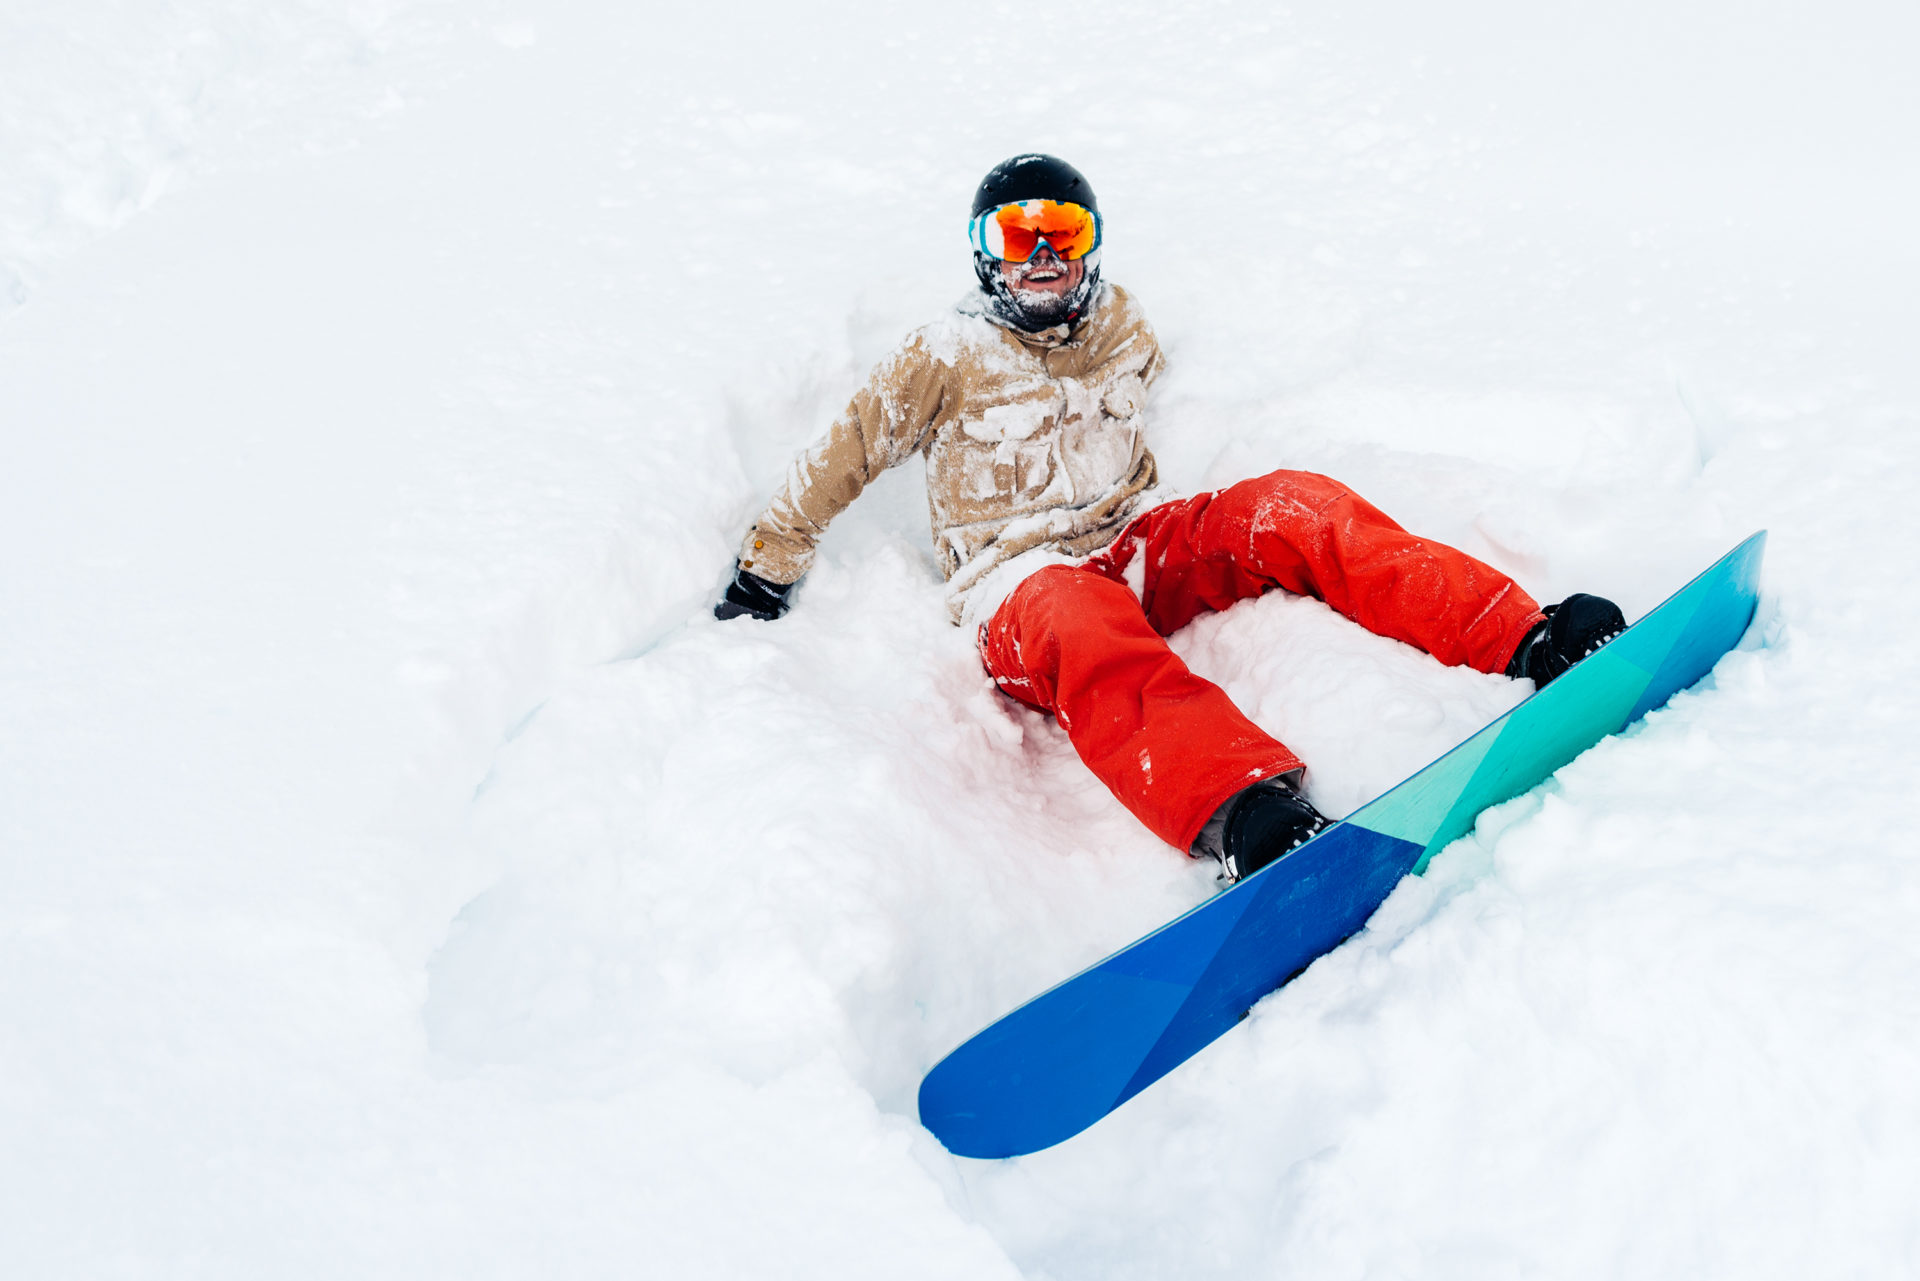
[738,526,810,585]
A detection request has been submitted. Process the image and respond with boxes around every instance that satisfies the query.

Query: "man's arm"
[1107,284,1167,395]
[717,335,946,619]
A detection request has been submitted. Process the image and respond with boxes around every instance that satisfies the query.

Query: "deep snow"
[4,1,1919,1277]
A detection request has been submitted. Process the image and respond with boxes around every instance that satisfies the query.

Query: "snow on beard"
[979,247,1102,332]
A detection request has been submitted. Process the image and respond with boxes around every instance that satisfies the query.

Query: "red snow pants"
[976,470,1544,851]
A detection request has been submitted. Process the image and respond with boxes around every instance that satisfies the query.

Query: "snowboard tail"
[919,532,1766,1159]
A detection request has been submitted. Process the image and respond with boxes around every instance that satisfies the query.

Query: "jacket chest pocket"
[1000,438,1057,496]
[957,390,1064,497]
[1100,374,1145,422]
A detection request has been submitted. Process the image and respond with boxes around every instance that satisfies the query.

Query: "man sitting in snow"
[716,154,1625,884]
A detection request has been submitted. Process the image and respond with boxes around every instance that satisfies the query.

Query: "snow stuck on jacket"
[5,2,1919,1278]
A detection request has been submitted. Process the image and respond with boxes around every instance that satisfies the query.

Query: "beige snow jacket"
[740,283,1165,623]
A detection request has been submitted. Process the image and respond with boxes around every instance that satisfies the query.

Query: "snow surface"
[5,1,1919,1276]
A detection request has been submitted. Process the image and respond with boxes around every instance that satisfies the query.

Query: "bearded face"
[977,241,1101,332]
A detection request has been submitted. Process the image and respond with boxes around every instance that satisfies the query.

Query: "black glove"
[1506,593,1627,688]
[714,563,796,621]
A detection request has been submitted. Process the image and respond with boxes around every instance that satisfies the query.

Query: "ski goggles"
[968,198,1102,263]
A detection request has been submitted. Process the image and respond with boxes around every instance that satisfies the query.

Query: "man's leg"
[978,472,1542,858]
[1090,470,1545,675]
[978,564,1302,851]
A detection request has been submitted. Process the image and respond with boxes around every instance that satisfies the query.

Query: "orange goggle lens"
[969,199,1101,262]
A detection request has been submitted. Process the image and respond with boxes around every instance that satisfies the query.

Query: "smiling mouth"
[1015,255,1066,283]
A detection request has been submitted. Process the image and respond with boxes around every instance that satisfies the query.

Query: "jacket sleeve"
[1139,325,1166,391]
[1087,284,1166,398]
[1120,287,1167,393]
[738,334,946,585]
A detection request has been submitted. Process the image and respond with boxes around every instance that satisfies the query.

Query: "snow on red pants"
[976,470,1544,851]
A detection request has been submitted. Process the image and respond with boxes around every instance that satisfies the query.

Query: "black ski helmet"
[970,153,1099,218]
[969,154,1103,333]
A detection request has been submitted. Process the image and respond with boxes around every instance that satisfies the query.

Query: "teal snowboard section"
[919,532,1766,1159]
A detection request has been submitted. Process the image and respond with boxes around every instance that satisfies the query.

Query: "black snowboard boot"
[1192,772,1332,885]
[1505,593,1627,689]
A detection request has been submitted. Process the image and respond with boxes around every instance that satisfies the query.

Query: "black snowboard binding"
[1193,772,1332,885]
[1505,593,1627,689]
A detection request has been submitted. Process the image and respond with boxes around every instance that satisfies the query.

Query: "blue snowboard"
[919,532,1767,1159]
